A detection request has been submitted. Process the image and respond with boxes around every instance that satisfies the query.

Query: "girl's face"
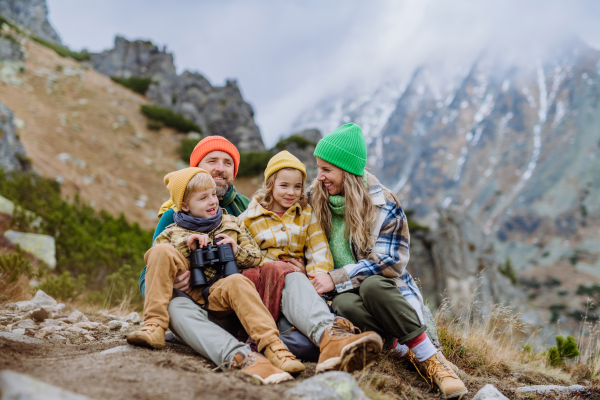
[181,188,219,219]
[316,158,344,196]
[271,169,304,213]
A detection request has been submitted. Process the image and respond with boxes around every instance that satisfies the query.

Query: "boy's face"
[181,188,219,219]
[271,169,304,213]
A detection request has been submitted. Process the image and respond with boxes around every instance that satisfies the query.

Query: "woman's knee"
[332,293,361,317]
[359,275,397,303]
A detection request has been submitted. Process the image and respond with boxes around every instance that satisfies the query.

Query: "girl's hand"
[187,234,209,250]
[288,258,306,275]
[215,233,238,254]
[173,270,191,294]
[307,272,335,295]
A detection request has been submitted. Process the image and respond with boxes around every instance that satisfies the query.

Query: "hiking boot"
[406,349,459,374]
[263,340,306,374]
[231,351,293,384]
[410,352,468,399]
[126,324,165,349]
[316,317,383,373]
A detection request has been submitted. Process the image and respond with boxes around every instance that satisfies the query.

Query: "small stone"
[0,332,44,344]
[516,385,586,395]
[285,371,369,400]
[34,326,57,339]
[107,320,123,330]
[0,371,94,400]
[99,344,145,354]
[30,306,53,322]
[14,301,34,312]
[98,310,119,320]
[48,333,66,341]
[11,328,25,335]
[66,310,88,324]
[84,335,95,342]
[74,322,98,330]
[119,322,130,332]
[5,303,17,310]
[64,326,88,335]
[122,312,140,324]
[472,384,509,400]
[97,325,109,333]
[56,303,65,311]
[15,319,36,329]
[31,290,57,307]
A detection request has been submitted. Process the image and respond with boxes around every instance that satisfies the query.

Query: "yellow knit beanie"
[164,167,212,210]
[264,151,306,182]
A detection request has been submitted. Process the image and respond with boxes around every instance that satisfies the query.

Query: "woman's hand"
[215,233,238,254]
[187,234,209,250]
[288,258,306,274]
[173,270,191,294]
[308,272,335,295]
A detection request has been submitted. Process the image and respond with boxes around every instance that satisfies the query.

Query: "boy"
[127,167,304,383]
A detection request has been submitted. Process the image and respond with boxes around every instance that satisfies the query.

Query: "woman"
[307,123,468,399]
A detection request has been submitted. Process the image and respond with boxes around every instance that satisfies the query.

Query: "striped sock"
[406,333,437,362]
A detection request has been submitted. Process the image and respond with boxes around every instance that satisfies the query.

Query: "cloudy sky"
[46,0,600,146]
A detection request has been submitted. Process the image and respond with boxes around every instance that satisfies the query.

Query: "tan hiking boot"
[126,323,166,349]
[437,351,459,375]
[263,340,306,374]
[316,317,383,373]
[231,351,293,384]
[410,352,468,399]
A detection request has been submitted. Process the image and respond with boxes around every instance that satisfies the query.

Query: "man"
[139,135,382,381]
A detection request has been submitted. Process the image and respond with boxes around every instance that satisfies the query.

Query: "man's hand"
[173,270,191,294]
[187,234,209,250]
[288,258,306,275]
[307,272,335,295]
[215,233,238,254]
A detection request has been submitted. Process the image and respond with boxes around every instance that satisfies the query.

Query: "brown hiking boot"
[263,340,306,374]
[126,323,166,349]
[409,352,468,399]
[231,351,293,384]
[437,351,459,375]
[316,317,383,373]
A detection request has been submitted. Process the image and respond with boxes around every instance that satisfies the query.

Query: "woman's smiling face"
[316,158,344,195]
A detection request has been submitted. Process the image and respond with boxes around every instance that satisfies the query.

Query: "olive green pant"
[331,275,426,345]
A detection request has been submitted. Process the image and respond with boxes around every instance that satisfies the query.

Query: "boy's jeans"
[168,271,334,366]
[144,244,279,351]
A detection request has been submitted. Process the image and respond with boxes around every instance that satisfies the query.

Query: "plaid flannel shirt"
[325,172,425,321]
[239,198,333,275]
[153,214,261,279]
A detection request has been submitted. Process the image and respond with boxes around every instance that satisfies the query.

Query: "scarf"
[220,185,245,217]
[328,195,356,269]
[173,207,222,233]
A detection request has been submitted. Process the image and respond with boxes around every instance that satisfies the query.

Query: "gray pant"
[167,272,333,365]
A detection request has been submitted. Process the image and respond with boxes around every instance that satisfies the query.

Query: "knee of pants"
[219,273,255,290]
[168,297,209,324]
[332,293,362,317]
[359,275,395,303]
[284,271,308,285]
[145,243,180,263]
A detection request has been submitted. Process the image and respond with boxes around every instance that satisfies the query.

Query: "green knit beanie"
[313,123,367,176]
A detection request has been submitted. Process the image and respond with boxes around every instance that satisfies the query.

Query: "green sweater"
[138,186,250,296]
[328,195,356,269]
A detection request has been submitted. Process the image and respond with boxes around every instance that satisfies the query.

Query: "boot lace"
[328,319,361,339]
[408,352,454,387]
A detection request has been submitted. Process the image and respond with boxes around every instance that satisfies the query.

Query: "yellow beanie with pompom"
[264,151,306,182]
[164,167,212,211]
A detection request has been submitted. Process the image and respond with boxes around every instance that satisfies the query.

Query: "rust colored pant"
[143,244,280,351]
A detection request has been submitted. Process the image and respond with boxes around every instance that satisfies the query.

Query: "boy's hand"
[187,234,209,250]
[308,272,335,295]
[214,233,238,254]
[288,258,306,275]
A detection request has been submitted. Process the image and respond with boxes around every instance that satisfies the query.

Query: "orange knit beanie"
[189,136,240,177]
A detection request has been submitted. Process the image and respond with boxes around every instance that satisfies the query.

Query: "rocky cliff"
[91,36,265,151]
[0,101,28,172]
[0,0,60,44]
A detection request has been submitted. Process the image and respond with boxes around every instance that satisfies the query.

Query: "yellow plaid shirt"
[239,198,333,274]
[153,214,261,279]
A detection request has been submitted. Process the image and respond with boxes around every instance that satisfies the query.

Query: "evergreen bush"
[275,134,316,150]
[178,138,200,163]
[140,105,201,133]
[547,335,580,366]
[146,120,164,131]
[237,150,274,178]
[110,76,153,95]
[0,247,35,283]
[31,36,90,61]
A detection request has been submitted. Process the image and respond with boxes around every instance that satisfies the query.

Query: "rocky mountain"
[91,36,265,151]
[0,0,60,44]
[291,38,600,292]
[0,101,29,172]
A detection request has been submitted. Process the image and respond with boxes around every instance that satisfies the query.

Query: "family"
[129,123,468,399]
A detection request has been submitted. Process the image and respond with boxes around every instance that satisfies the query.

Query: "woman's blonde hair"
[182,172,216,205]
[254,168,308,211]
[310,171,377,253]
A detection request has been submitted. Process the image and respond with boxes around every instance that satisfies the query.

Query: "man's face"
[197,151,235,197]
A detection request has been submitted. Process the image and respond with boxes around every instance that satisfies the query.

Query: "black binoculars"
[189,238,239,288]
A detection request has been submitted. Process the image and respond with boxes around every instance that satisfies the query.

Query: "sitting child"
[127,167,304,382]
[240,151,333,319]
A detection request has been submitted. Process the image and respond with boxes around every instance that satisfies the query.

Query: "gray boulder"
[0,331,44,344]
[285,371,368,400]
[515,384,586,395]
[472,384,509,400]
[0,370,94,400]
[4,230,56,268]
[0,102,29,172]
[0,0,61,44]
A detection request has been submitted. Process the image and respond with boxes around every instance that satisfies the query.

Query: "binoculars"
[189,238,239,288]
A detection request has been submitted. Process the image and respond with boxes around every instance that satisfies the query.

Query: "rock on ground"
[30,306,53,322]
[472,384,509,400]
[0,370,93,400]
[66,310,88,324]
[0,331,44,344]
[31,290,58,307]
[3,230,56,268]
[100,344,148,355]
[515,384,587,394]
[285,371,369,400]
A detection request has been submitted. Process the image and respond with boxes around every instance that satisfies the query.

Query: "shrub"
[404,209,429,232]
[146,120,164,131]
[547,335,580,367]
[178,138,200,163]
[0,247,35,283]
[140,105,201,133]
[275,134,316,150]
[0,169,152,298]
[110,76,153,95]
[31,36,90,61]
[38,271,85,301]
[237,150,274,178]
[103,264,140,307]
